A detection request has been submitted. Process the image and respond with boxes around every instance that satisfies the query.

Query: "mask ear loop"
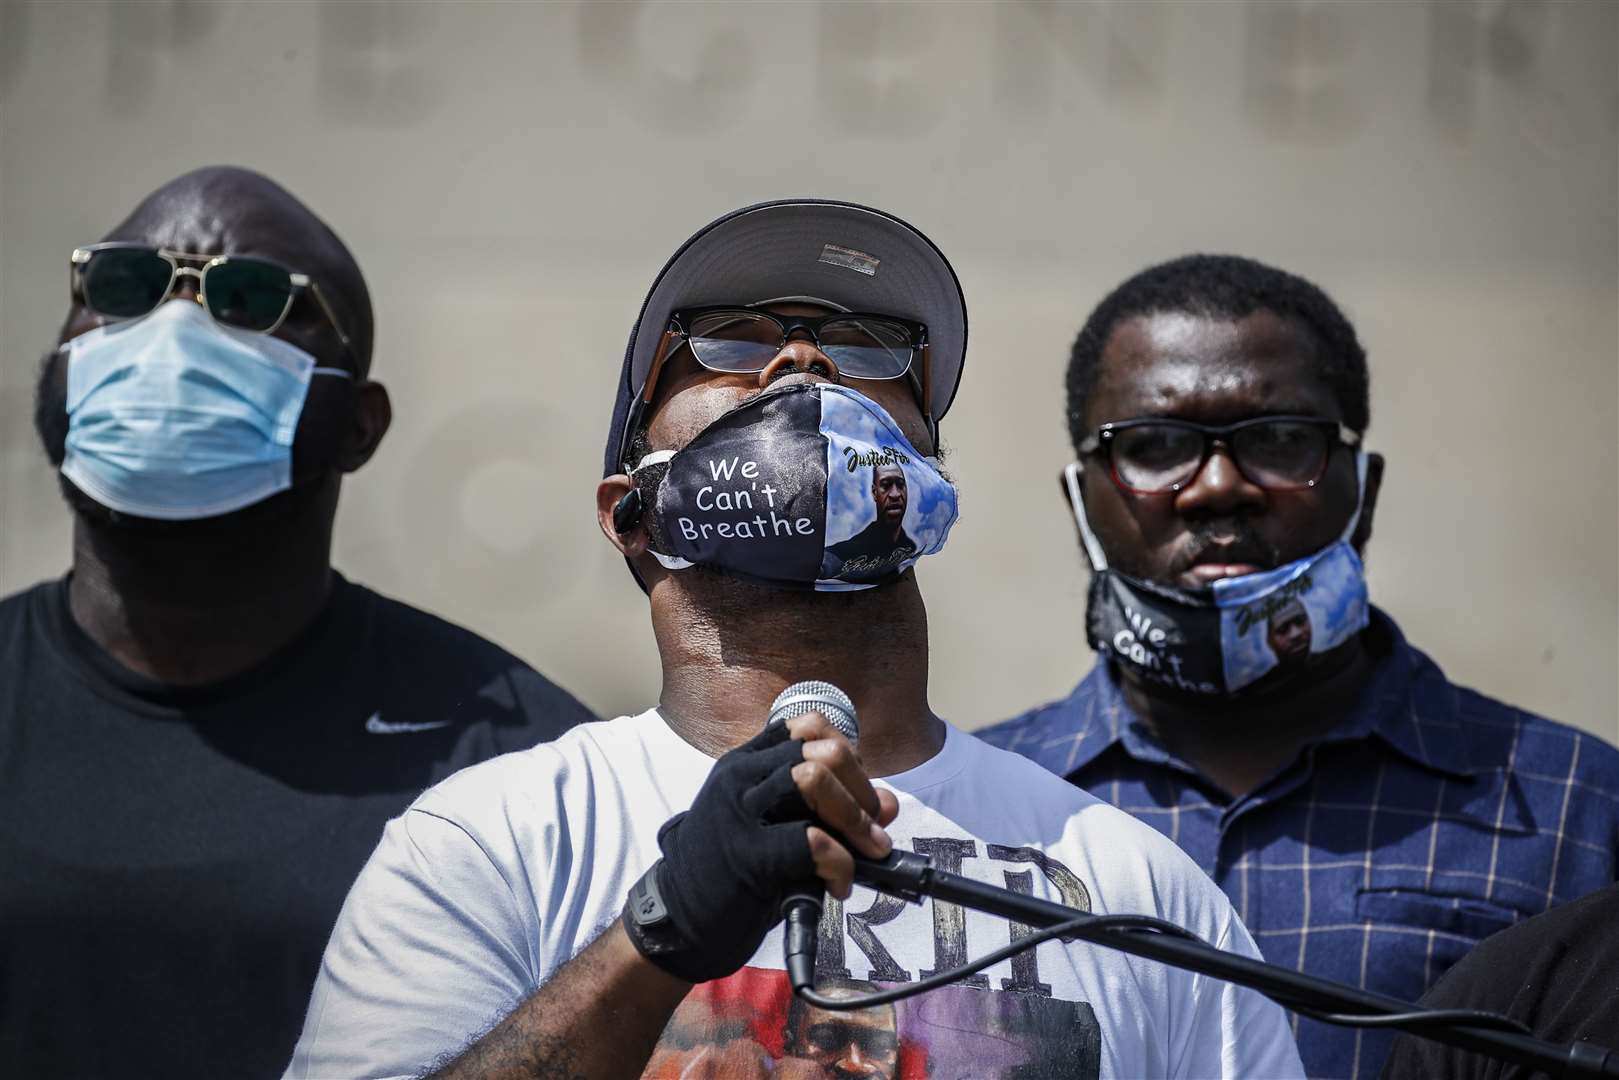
[1338,451,1370,546]
[626,450,692,571]
[1063,462,1110,573]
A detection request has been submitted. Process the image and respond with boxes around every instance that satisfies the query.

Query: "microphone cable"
[787,903,1530,1038]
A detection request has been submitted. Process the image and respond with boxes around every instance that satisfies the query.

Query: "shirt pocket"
[1352,886,1527,1000]
[1353,887,1523,943]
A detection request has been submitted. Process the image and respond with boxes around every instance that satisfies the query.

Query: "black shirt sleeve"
[1380,883,1619,1080]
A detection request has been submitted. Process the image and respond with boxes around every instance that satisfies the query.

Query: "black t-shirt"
[1380,883,1619,1079]
[0,573,595,1080]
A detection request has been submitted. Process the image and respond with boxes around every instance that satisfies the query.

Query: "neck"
[67,479,340,686]
[1119,635,1374,799]
[651,570,943,777]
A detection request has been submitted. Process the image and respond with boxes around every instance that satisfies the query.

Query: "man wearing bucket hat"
[287,201,1303,1079]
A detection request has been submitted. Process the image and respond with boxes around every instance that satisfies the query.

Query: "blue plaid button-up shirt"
[979,609,1619,1080]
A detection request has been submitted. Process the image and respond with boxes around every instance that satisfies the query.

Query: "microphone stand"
[794,851,1619,1080]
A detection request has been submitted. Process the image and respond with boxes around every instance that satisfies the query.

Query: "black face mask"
[630,383,958,591]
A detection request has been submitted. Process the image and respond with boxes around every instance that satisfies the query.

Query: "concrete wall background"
[1,1,1614,741]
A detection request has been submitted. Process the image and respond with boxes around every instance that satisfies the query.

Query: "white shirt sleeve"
[283,807,539,1080]
[1174,911,1306,1079]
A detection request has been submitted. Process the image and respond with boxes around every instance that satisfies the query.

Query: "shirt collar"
[1342,609,1476,778]
[1014,607,1475,781]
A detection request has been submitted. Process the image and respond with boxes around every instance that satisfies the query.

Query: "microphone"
[769,680,858,992]
[767,680,858,744]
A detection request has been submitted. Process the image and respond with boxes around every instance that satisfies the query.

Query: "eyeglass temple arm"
[919,342,939,449]
[616,329,681,472]
[295,277,352,347]
[643,329,679,405]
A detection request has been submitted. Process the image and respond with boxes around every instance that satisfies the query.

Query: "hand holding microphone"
[622,683,896,984]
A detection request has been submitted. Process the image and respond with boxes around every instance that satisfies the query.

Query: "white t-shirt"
[287,712,1303,1079]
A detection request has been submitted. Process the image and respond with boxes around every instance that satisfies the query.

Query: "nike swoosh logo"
[365,713,452,735]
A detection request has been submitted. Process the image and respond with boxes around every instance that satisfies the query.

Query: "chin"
[59,473,335,535]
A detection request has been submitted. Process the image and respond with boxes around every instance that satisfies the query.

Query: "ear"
[597,473,649,558]
[1351,452,1384,555]
[335,379,392,473]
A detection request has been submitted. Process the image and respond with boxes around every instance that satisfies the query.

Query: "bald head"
[101,166,374,374]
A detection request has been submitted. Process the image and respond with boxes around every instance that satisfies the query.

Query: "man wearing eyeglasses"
[979,254,1619,1080]
[0,166,592,1079]
[286,203,1302,1079]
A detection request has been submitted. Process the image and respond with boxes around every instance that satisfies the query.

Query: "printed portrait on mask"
[1265,599,1313,668]
[1217,542,1369,690]
[818,389,954,587]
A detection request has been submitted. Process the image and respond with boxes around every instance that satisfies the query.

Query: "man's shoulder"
[348,579,596,732]
[1436,675,1619,786]
[975,667,1109,761]
[953,726,1105,809]
[0,577,60,637]
[0,579,49,610]
[352,580,527,668]
[951,729,1236,919]
[407,710,660,827]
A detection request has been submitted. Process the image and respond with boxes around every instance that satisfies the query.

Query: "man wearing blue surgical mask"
[979,254,1619,1080]
[0,166,593,1080]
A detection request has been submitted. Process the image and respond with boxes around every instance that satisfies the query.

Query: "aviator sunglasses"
[71,242,356,361]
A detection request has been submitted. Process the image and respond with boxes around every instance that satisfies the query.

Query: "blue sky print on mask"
[817,386,957,589]
[1215,542,1370,691]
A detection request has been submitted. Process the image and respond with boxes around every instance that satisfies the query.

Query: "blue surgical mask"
[60,299,353,521]
[1066,454,1371,696]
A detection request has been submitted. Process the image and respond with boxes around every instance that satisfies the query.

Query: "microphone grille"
[767,680,858,745]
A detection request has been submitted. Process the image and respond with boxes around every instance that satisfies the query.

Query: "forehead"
[113,188,335,276]
[1087,309,1342,427]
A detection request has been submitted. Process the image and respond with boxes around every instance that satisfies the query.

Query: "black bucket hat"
[603,198,968,478]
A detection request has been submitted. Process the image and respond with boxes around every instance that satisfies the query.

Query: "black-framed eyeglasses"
[70,242,356,363]
[619,304,935,471]
[1078,415,1360,495]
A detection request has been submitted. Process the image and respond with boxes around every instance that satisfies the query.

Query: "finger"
[874,787,900,827]
[792,723,882,823]
[791,756,891,859]
[783,709,836,744]
[806,825,856,900]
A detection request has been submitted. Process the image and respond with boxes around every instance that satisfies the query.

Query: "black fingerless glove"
[622,722,821,983]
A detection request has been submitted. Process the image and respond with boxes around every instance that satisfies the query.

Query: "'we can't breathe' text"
[677,456,814,542]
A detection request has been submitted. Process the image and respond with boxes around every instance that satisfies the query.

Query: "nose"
[170,266,204,303]
[839,1045,878,1074]
[1173,443,1266,517]
[758,339,841,388]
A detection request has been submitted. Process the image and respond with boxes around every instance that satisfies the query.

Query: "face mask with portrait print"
[1066,453,1371,696]
[631,382,958,591]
